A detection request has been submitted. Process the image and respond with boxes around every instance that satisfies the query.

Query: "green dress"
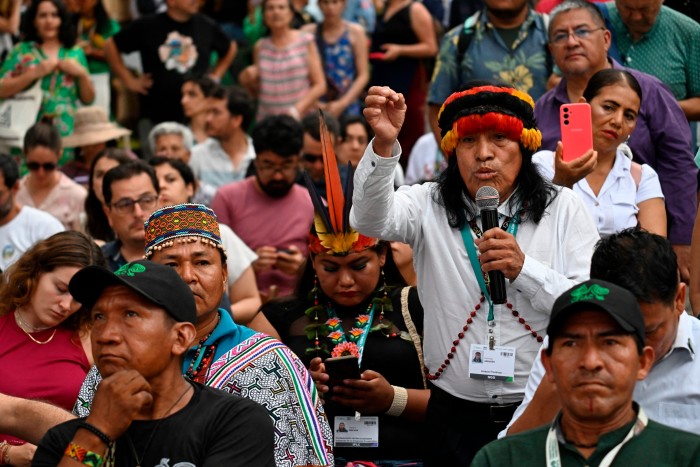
[76,17,120,75]
[0,41,90,165]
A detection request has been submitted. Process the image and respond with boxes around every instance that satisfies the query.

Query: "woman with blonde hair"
[0,231,105,466]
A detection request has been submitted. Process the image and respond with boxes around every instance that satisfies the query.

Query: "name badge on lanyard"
[469,343,516,381]
[334,416,379,448]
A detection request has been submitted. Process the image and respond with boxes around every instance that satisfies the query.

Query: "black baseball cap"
[548,279,645,351]
[69,260,196,324]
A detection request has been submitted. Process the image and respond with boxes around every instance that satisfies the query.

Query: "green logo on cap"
[570,283,609,303]
[115,263,146,277]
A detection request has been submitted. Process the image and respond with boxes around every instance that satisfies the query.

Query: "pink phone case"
[560,103,593,162]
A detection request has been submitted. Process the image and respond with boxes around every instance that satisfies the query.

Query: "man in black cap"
[472,279,700,466]
[32,260,274,467]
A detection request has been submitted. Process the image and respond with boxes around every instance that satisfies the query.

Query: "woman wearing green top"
[0,0,94,165]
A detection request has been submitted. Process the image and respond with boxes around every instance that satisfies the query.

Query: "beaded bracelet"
[385,385,408,417]
[64,442,104,467]
[0,441,10,465]
[77,421,112,446]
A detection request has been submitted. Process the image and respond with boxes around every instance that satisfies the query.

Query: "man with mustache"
[472,279,700,466]
[75,203,334,467]
[211,114,314,300]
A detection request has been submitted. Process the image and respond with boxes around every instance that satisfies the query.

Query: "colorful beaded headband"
[306,111,379,256]
[144,203,225,258]
[437,85,542,155]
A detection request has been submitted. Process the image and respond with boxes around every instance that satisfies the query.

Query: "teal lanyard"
[459,204,521,323]
[326,303,376,366]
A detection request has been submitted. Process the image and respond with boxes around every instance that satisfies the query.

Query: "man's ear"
[675,282,686,317]
[103,204,114,229]
[541,347,556,385]
[172,322,197,356]
[636,345,655,381]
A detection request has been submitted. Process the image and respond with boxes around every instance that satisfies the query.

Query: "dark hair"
[583,69,643,106]
[340,114,373,141]
[84,148,133,241]
[23,0,77,47]
[295,241,407,300]
[0,153,19,189]
[102,160,159,206]
[590,228,678,307]
[302,112,341,141]
[549,0,606,37]
[0,231,106,332]
[149,156,197,194]
[253,115,304,158]
[183,73,218,98]
[69,0,110,38]
[23,121,62,155]
[207,85,255,131]
[431,140,557,229]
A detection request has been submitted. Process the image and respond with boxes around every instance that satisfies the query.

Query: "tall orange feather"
[320,110,345,233]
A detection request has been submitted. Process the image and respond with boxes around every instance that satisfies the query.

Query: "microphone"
[475,186,506,304]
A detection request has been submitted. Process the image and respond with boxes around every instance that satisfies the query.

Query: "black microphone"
[475,186,506,304]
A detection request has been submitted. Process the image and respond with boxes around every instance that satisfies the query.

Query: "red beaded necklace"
[425,295,544,380]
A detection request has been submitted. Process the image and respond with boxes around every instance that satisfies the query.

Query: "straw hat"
[62,106,131,148]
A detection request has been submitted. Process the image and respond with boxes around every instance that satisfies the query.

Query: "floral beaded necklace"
[304,279,398,361]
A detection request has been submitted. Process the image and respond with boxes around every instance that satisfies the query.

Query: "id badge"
[468,343,516,382]
[333,416,379,448]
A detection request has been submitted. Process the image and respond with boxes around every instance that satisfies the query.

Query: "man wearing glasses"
[211,115,313,301]
[101,161,159,271]
[534,0,697,284]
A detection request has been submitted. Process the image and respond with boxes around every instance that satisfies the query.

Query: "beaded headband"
[437,85,542,155]
[306,111,379,256]
[144,203,225,258]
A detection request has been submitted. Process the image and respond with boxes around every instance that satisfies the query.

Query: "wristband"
[385,385,408,416]
[64,442,103,467]
[77,421,112,446]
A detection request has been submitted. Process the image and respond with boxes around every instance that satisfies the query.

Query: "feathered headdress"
[305,111,378,256]
[437,85,542,156]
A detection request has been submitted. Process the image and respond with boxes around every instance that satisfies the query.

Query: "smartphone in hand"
[324,355,361,393]
[560,103,593,162]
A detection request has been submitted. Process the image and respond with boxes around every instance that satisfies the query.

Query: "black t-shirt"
[32,383,275,467]
[262,287,427,461]
[113,12,231,123]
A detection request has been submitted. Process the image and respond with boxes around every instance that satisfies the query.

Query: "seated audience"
[473,278,700,466]
[33,260,275,466]
[211,115,312,301]
[83,148,132,243]
[148,121,194,163]
[73,204,335,467]
[0,231,105,465]
[0,153,64,271]
[149,157,261,324]
[18,121,87,231]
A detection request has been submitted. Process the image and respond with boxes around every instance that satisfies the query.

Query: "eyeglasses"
[110,194,158,214]
[256,162,298,175]
[26,161,57,172]
[550,27,605,46]
[303,154,324,164]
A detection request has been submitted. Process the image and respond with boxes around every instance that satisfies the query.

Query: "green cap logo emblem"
[570,283,609,303]
[115,263,146,277]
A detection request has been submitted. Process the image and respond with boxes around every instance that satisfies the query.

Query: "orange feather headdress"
[305,111,379,256]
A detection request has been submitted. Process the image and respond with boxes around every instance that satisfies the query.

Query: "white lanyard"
[545,408,648,467]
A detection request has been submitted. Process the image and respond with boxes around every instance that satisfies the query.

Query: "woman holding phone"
[532,69,666,237]
[259,118,428,466]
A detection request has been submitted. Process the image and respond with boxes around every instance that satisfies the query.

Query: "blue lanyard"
[459,204,521,323]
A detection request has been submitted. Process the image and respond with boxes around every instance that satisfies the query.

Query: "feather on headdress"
[306,111,378,256]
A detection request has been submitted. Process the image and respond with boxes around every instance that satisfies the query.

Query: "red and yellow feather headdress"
[306,111,378,256]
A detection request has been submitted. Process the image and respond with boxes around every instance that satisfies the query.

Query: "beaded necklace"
[184,313,220,383]
[304,279,397,358]
[425,206,543,381]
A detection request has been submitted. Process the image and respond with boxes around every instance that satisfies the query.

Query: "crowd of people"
[0,0,700,466]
